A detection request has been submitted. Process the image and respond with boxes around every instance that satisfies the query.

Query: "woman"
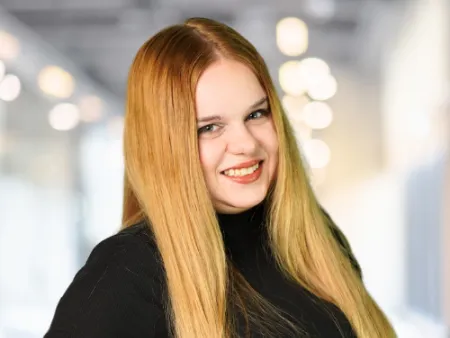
[45,17,396,337]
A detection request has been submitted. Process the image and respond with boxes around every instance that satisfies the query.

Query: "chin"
[232,199,262,210]
[216,190,268,213]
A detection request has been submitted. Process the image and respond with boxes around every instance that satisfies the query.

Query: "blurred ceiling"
[0,0,394,98]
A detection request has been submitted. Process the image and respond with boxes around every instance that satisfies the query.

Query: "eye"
[198,124,219,135]
[246,108,270,121]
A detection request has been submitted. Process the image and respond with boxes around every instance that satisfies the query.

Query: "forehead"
[195,59,266,117]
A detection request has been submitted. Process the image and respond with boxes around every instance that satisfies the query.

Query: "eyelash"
[197,108,271,135]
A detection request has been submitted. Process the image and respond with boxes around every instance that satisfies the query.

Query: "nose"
[226,124,258,155]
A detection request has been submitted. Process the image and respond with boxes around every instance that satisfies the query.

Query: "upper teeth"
[224,163,260,177]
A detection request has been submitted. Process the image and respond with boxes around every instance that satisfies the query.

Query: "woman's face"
[196,59,279,214]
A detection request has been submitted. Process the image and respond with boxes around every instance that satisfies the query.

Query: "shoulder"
[44,221,169,337]
[89,221,161,267]
[80,221,164,292]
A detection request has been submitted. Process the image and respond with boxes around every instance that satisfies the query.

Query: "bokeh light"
[276,17,308,56]
[79,95,105,123]
[307,74,338,101]
[48,103,80,131]
[302,101,333,129]
[282,94,309,122]
[0,74,21,102]
[0,60,5,82]
[0,30,20,60]
[279,61,306,96]
[38,66,75,99]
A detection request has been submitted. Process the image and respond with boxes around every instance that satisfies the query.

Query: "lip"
[221,159,263,173]
[222,161,264,184]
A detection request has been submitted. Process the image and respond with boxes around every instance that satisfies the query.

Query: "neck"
[217,200,268,262]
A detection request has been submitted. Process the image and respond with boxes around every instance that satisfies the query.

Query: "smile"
[223,162,260,177]
[220,160,264,185]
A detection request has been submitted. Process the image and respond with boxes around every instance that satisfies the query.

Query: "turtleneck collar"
[216,200,268,262]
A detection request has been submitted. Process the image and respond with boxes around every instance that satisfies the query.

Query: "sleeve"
[43,233,169,338]
[320,208,363,279]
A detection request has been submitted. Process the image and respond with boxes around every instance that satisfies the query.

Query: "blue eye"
[247,109,270,120]
[198,124,219,135]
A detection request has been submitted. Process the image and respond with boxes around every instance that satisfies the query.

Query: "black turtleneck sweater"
[44,203,360,338]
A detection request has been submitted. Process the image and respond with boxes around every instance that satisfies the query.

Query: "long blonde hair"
[122,17,396,338]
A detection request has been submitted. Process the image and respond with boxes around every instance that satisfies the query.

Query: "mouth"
[220,160,264,177]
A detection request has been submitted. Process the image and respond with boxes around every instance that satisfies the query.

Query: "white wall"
[319,0,449,335]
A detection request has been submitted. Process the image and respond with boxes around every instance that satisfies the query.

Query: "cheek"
[261,123,279,156]
[198,141,221,176]
[198,145,210,172]
[263,125,279,171]
[269,131,279,154]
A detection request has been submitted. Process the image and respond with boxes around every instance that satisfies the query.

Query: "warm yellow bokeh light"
[282,94,309,122]
[307,74,338,101]
[298,57,332,91]
[276,17,308,56]
[0,31,20,60]
[38,66,75,98]
[299,58,330,77]
[279,61,307,96]
[302,101,333,129]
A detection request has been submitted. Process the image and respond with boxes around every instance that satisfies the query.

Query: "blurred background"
[0,0,448,337]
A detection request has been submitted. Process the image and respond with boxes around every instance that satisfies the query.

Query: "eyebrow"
[196,96,268,123]
[249,96,268,110]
